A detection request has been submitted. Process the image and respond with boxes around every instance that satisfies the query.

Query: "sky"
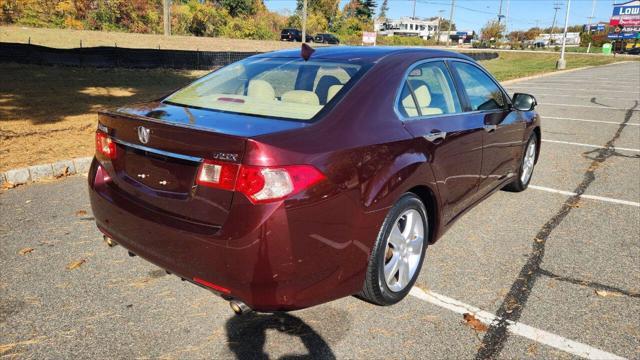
[264,0,623,32]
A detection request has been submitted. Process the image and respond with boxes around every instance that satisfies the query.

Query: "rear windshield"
[164,57,364,121]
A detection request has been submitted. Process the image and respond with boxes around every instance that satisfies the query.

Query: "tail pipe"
[229,300,252,315]
[103,235,117,247]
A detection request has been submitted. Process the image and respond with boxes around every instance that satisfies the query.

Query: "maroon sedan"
[89,46,540,314]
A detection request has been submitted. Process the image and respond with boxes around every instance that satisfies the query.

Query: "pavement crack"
[538,268,640,299]
[475,99,639,360]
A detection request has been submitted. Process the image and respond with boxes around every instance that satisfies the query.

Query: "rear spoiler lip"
[97,107,249,141]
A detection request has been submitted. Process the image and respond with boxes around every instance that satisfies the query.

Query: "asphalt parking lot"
[1,61,639,359]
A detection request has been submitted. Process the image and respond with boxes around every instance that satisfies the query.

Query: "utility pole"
[446,0,455,47]
[557,0,571,69]
[497,0,504,23]
[302,0,308,43]
[504,0,511,34]
[586,0,596,53]
[163,0,171,36]
[550,1,561,45]
[436,9,445,45]
[412,0,417,19]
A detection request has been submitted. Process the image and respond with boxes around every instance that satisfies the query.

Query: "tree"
[431,17,455,31]
[296,0,339,24]
[220,0,261,17]
[524,27,541,41]
[480,19,505,41]
[377,0,388,21]
[508,30,525,43]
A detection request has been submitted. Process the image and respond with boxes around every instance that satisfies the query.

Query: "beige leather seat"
[247,79,276,101]
[326,85,343,103]
[402,84,443,117]
[281,90,320,106]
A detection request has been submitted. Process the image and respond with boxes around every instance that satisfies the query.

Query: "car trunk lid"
[97,101,309,227]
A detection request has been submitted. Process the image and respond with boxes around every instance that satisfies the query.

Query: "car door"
[449,60,526,195]
[398,60,485,224]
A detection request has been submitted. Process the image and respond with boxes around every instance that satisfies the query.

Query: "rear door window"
[452,62,507,111]
[397,61,462,118]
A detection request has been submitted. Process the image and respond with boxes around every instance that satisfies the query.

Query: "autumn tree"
[524,27,541,40]
[481,19,505,41]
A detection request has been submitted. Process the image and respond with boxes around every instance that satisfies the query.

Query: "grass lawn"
[481,51,635,81]
[0,25,303,52]
[0,49,636,173]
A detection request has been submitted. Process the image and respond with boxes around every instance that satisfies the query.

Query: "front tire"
[504,133,537,192]
[359,193,428,306]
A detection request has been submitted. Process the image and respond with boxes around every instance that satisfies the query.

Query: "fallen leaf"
[595,289,622,297]
[75,210,87,217]
[66,259,86,270]
[55,166,70,179]
[18,248,34,255]
[463,313,488,332]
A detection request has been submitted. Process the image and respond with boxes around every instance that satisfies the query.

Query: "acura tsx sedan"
[89,46,540,314]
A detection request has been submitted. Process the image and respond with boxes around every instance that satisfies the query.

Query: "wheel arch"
[532,126,541,164]
[407,185,439,245]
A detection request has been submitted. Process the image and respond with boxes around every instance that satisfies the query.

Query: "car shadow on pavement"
[225,312,336,359]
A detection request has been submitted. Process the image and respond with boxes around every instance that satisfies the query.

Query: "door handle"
[484,124,498,132]
[424,130,447,142]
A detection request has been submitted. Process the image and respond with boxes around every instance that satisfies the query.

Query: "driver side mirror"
[512,93,537,111]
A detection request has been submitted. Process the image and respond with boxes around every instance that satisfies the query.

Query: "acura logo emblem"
[137,126,150,144]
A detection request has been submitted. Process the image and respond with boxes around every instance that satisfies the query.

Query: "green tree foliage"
[377,0,388,21]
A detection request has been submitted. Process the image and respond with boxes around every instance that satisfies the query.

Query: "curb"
[1,157,92,188]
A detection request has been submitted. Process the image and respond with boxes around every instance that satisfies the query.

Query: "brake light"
[95,131,116,159]
[196,161,325,203]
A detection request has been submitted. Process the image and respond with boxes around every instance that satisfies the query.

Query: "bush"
[377,36,433,46]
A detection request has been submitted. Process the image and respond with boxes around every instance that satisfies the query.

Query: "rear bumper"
[88,159,386,311]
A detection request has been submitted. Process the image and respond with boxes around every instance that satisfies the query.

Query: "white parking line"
[506,86,638,94]
[529,185,640,207]
[534,93,638,101]
[544,116,640,126]
[541,139,640,153]
[409,288,626,360]
[540,103,640,110]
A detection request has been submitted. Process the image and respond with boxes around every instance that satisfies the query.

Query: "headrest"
[247,79,275,100]
[326,85,343,102]
[281,90,320,106]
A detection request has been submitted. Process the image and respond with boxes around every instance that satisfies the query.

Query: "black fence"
[0,42,260,69]
[0,42,498,69]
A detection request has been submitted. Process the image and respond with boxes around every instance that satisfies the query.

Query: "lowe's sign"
[609,0,640,39]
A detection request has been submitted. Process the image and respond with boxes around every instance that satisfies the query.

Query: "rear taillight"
[196,161,325,204]
[95,131,116,159]
[196,160,240,191]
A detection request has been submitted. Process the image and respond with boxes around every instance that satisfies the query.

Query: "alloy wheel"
[383,209,425,292]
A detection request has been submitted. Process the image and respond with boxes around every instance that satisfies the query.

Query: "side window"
[453,62,506,111]
[398,61,462,118]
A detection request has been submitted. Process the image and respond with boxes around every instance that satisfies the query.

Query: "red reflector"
[95,131,116,159]
[193,277,230,294]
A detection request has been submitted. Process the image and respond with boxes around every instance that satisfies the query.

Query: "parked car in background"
[280,28,313,42]
[314,33,340,44]
[90,46,540,315]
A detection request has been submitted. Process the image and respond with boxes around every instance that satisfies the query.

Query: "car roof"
[253,46,473,63]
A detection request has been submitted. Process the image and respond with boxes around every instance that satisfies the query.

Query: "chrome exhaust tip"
[229,300,252,315]
[103,235,117,247]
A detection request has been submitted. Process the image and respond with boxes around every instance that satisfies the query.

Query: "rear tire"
[359,193,428,306]
[504,133,537,192]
